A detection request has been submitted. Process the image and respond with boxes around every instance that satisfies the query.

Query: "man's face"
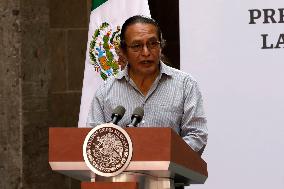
[122,23,161,76]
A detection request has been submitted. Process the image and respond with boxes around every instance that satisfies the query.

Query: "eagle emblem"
[89,22,124,80]
[83,123,133,177]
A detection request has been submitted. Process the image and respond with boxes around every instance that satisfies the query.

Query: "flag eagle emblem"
[89,22,123,80]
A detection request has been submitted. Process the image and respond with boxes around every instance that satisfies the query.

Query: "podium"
[49,127,208,189]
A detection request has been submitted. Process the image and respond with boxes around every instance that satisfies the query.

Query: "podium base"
[93,171,175,189]
[81,182,138,189]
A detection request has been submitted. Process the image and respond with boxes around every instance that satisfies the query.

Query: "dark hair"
[120,15,166,50]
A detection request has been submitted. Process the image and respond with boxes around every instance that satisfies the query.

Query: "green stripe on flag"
[91,0,108,11]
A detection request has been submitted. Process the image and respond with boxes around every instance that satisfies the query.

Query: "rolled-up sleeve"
[180,78,208,152]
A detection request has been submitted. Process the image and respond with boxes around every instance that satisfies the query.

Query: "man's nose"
[141,44,150,56]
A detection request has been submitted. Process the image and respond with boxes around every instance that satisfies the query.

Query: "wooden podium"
[49,127,208,189]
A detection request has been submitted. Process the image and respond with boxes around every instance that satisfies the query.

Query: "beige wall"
[49,0,89,127]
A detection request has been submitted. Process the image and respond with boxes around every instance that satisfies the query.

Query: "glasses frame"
[126,40,161,53]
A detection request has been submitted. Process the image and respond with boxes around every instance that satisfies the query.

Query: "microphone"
[111,105,126,124]
[128,107,144,127]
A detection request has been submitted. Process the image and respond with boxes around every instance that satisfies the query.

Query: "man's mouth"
[141,60,152,64]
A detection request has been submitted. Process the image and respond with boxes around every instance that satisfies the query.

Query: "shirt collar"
[160,61,174,77]
[116,64,130,80]
[116,61,173,80]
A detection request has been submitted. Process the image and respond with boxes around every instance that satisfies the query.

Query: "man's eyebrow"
[129,40,143,44]
[130,37,159,44]
[147,36,159,41]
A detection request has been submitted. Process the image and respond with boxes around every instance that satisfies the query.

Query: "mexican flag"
[78,0,151,127]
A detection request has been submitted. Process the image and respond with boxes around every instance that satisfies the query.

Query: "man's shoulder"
[95,75,119,95]
[163,64,197,84]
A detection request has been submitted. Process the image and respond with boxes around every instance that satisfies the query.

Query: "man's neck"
[129,69,160,96]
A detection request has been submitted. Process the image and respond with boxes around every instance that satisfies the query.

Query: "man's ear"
[119,47,127,59]
[117,47,127,69]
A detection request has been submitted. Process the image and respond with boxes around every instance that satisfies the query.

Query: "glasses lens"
[148,41,160,49]
[131,44,143,52]
[128,41,160,52]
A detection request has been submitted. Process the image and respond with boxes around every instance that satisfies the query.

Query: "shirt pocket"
[103,98,116,123]
[145,104,183,130]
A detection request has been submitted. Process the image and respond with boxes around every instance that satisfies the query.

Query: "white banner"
[180,0,284,189]
[78,0,150,127]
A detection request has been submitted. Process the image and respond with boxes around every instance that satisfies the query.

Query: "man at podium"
[87,15,208,155]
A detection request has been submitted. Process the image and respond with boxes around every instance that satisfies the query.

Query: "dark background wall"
[149,1,180,69]
[0,0,179,188]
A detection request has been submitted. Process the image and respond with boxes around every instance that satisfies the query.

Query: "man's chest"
[102,82,185,128]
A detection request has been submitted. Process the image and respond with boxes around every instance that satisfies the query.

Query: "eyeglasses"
[127,40,161,52]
